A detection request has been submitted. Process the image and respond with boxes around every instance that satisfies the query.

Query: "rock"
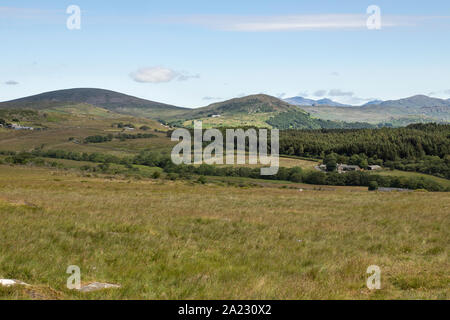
[78,282,121,292]
[0,279,29,287]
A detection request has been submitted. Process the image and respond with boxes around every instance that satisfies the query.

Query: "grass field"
[0,165,448,299]
[0,105,169,155]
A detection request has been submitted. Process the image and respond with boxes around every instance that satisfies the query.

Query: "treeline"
[2,149,447,191]
[166,123,450,178]
[279,123,450,179]
[83,133,157,143]
[267,110,376,129]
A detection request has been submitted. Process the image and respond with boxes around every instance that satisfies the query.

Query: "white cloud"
[202,96,222,101]
[130,67,199,83]
[297,91,309,97]
[177,73,200,81]
[5,80,19,85]
[328,89,354,97]
[330,72,340,76]
[314,90,327,97]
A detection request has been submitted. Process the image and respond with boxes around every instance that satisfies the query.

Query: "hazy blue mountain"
[284,96,317,106]
[315,98,349,107]
[300,94,450,126]
[284,96,349,107]
[377,95,450,108]
[363,100,384,106]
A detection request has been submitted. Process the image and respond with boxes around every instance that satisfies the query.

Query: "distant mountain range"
[300,95,450,126]
[284,96,350,107]
[370,95,450,108]
[0,88,449,127]
[286,95,450,109]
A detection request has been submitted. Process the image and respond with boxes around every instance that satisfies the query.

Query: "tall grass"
[0,165,448,299]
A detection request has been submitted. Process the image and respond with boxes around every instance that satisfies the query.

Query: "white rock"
[78,282,121,292]
[0,279,29,287]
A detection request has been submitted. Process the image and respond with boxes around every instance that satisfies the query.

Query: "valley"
[0,88,449,300]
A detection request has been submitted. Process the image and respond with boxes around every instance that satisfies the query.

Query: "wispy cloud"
[0,6,62,21]
[202,96,222,101]
[328,89,353,97]
[297,91,309,97]
[3,7,449,31]
[314,90,327,97]
[171,14,450,32]
[130,67,199,83]
[4,80,19,85]
[307,89,378,105]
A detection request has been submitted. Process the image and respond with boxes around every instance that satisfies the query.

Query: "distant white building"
[368,165,382,171]
[315,164,327,172]
[210,114,221,118]
[337,164,361,173]
[11,123,34,130]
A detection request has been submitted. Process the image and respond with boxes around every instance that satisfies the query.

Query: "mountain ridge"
[1,88,449,127]
[284,96,349,107]
[0,88,187,120]
[373,95,450,108]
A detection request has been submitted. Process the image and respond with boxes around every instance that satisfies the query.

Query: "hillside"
[181,94,299,118]
[2,89,449,128]
[301,95,450,126]
[0,88,188,120]
[172,94,373,129]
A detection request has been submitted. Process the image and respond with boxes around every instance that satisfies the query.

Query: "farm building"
[10,124,34,130]
[337,164,361,173]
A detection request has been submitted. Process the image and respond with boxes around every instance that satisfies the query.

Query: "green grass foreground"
[0,165,448,299]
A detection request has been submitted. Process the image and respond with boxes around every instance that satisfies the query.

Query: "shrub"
[168,173,178,180]
[368,181,379,191]
[151,171,161,179]
[197,176,207,184]
[304,171,326,185]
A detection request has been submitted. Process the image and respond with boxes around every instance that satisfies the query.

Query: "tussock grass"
[0,165,448,299]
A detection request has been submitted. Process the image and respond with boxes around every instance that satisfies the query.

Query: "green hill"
[174,94,374,129]
[0,88,188,120]
[180,94,299,118]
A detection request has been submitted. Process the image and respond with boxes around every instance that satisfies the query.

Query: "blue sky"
[1,0,450,107]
